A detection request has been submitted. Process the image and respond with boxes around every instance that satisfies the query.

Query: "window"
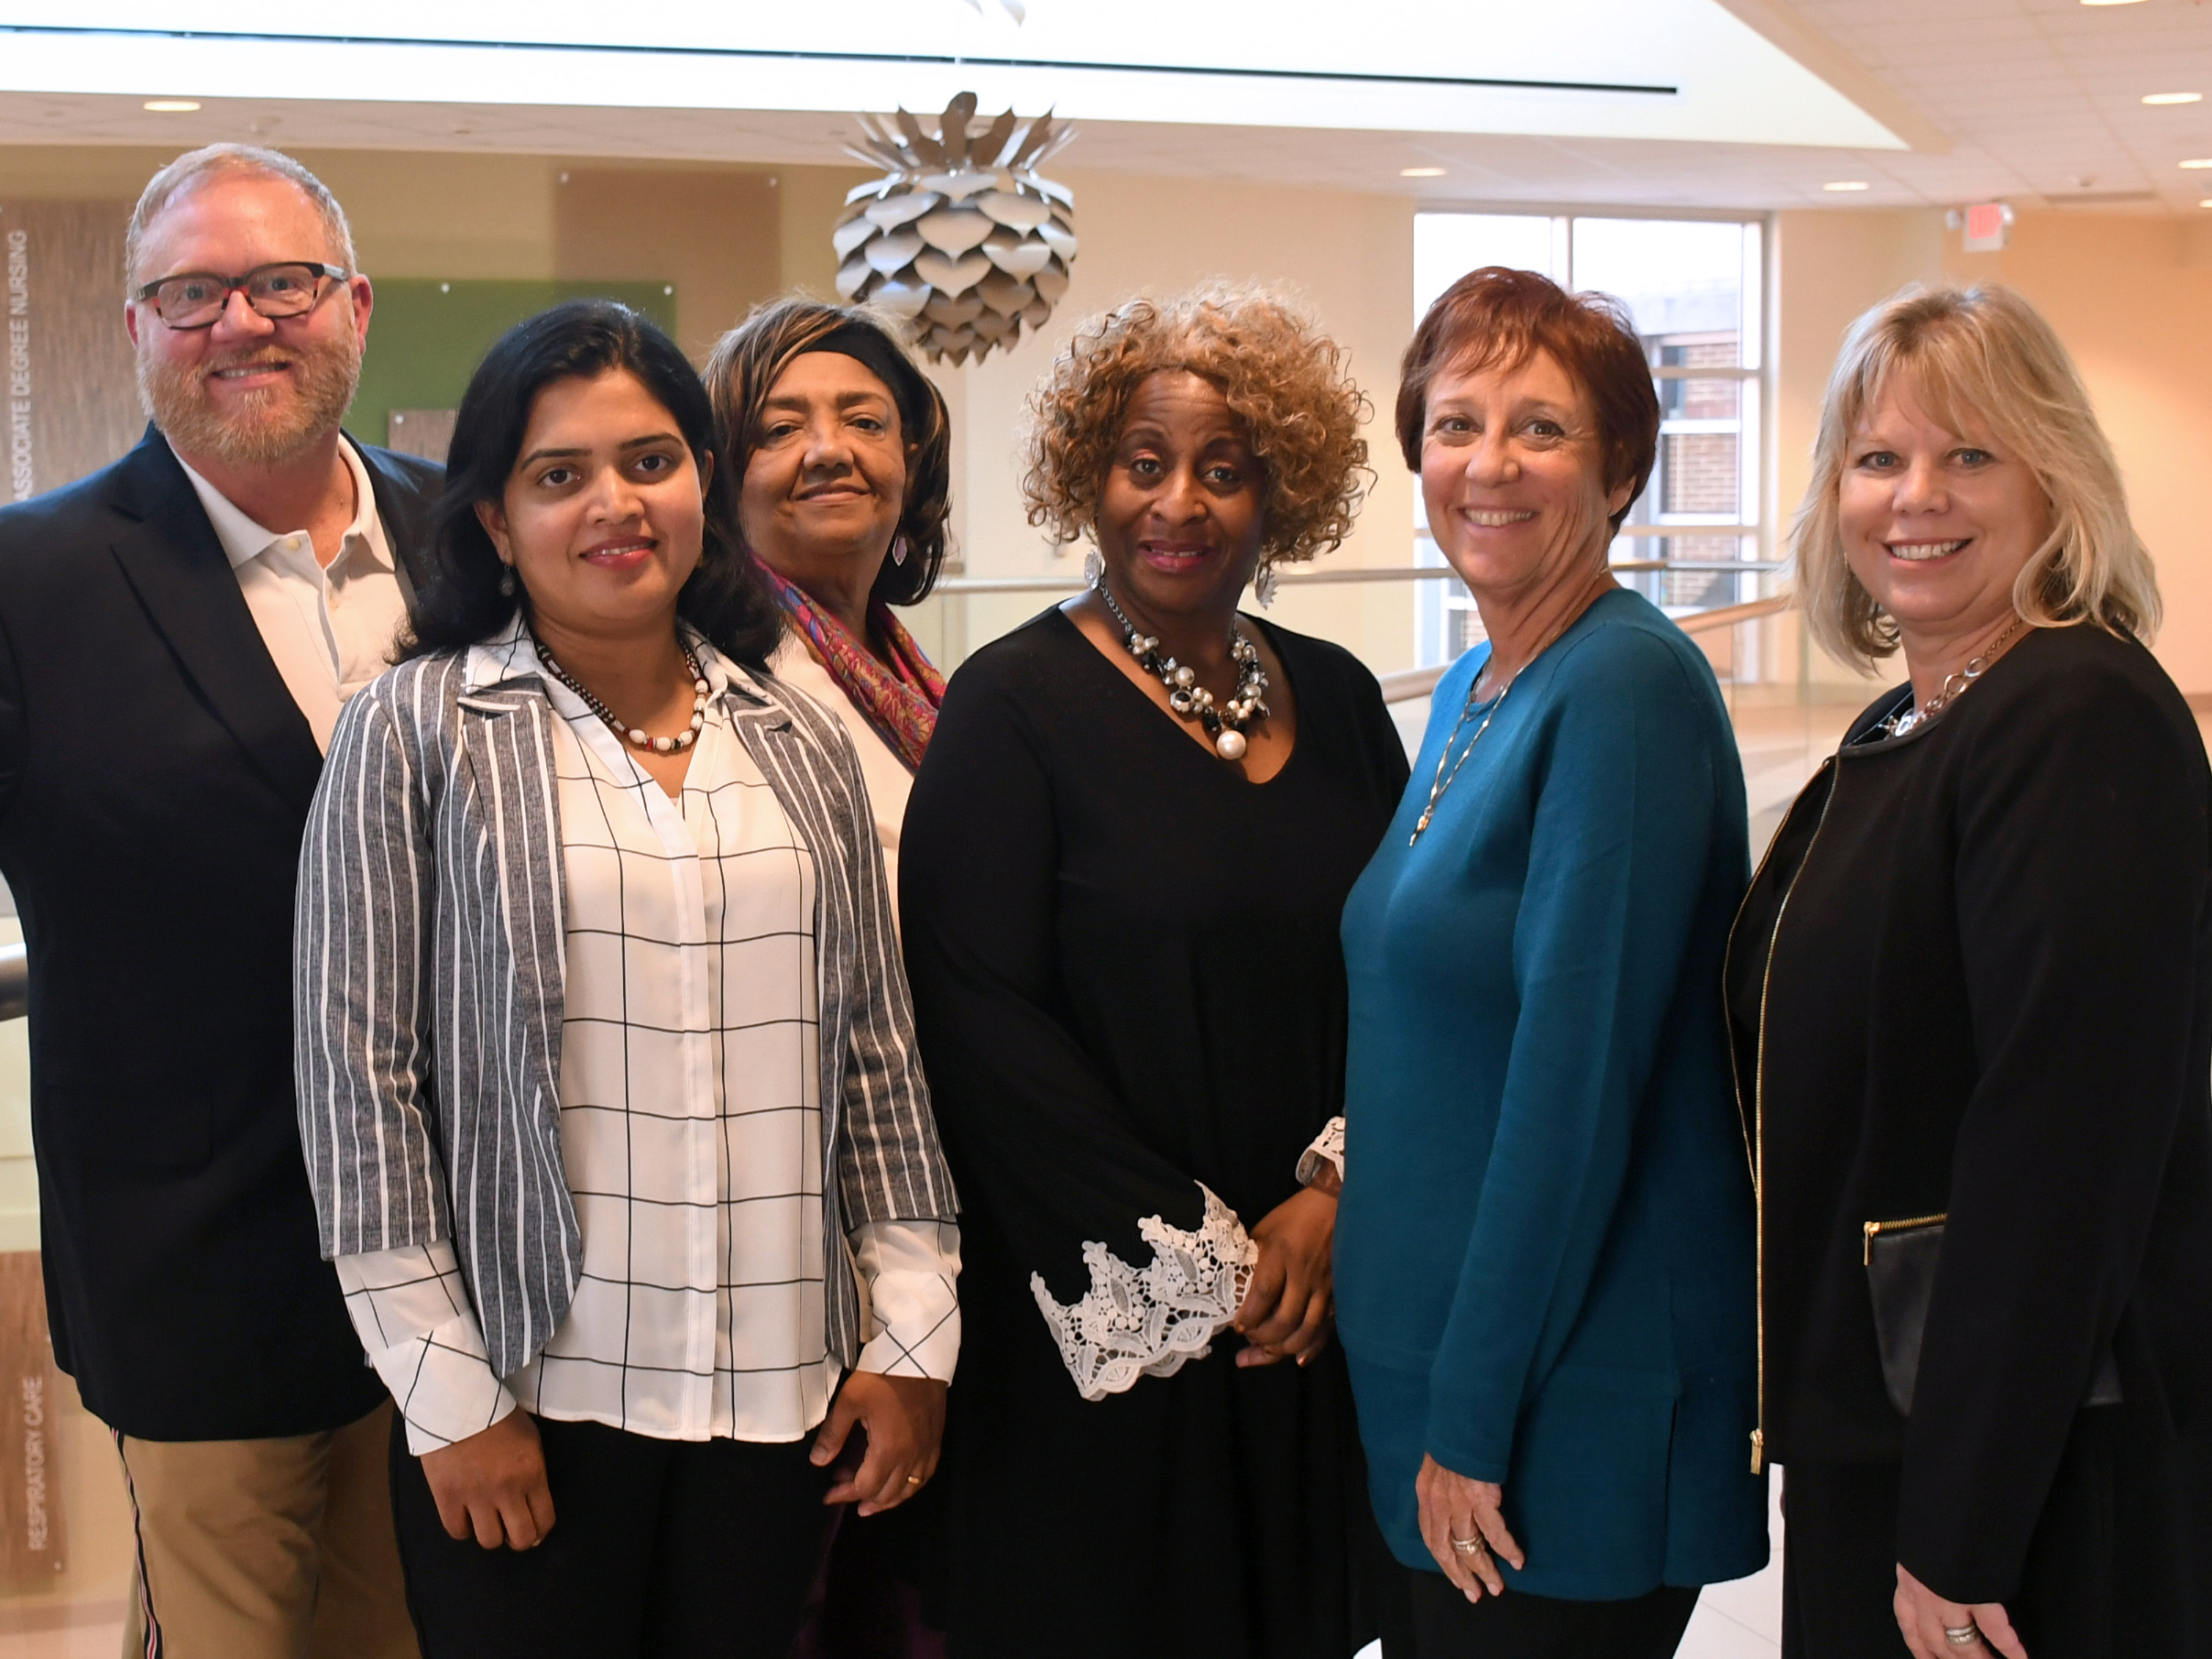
[1411,212,1769,668]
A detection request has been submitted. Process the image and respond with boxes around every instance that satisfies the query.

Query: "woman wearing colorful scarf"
[708,298,956,1659]
[707,298,952,916]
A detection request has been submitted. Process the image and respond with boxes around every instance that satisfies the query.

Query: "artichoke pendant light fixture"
[835,92,1079,366]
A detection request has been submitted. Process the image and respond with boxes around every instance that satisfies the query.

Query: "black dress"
[1723,623,2212,1656]
[900,607,1409,1659]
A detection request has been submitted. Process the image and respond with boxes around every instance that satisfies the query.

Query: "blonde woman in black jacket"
[1727,284,2212,1659]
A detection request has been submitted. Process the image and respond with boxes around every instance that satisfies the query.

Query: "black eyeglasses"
[131,262,349,331]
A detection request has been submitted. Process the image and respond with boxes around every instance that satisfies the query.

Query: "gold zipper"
[1725,754,1840,1476]
[1722,769,1819,1183]
[1862,1213,1946,1266]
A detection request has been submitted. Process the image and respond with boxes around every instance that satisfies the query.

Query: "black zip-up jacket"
[1725,619,2212,1603]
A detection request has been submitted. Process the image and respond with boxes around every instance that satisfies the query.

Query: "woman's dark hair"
[704,297,953,607]
[401,298,783,667]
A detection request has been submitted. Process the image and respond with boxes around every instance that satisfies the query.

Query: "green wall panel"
[350,279,676,451]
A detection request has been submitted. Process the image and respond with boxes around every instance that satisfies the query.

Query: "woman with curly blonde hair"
[899,286,1407,1656]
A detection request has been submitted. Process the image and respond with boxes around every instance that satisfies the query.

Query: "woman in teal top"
[1336,267,1767,1657]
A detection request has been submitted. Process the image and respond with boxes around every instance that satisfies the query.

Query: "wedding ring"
[1450,1533,1487,1555]
[905,1474,925,1487]
[1944,1627,1980,1648]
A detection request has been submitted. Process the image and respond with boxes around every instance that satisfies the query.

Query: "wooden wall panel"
[0,1253,65,1589]
[0,201,142,503]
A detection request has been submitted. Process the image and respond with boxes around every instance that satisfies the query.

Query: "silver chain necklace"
[1409,669,1520,846]
[534,635,711,755]
[1408,613,1581,846]
[1877,616,2024,738]
[1097,579,1270,761]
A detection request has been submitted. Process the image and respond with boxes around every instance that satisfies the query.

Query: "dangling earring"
[1254,561,1278,609]
[891,536,909,568]
[1082,547,1103,588]
[498,564,516,597]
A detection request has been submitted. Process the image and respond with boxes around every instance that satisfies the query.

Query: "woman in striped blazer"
[293,300,959,1659]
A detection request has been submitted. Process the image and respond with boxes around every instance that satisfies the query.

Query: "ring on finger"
[1449,1533,1488,1556]
[1943,1626,1980,1648]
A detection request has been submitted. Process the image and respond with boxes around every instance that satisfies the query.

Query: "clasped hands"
[418,1370,947,1551]
[1232,1181,1340,1368]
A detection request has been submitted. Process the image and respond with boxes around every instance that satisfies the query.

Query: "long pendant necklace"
[1407,597,1597,845]
[1097,578,1270,761]
[1877,615,2025,738]
[533,635,711,755]
[1409,668,1518,846]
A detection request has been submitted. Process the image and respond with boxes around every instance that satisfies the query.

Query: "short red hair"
[1396,267,1659,531]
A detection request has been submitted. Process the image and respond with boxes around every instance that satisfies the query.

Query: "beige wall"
[1767,207,1945,690]
[553,167,783,362]
[905,168,1420,673]
[0,145,827,355]
[1940,212,2212,694]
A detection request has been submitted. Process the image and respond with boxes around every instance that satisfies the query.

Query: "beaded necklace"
[1097,578,1270,761]
[533,635,711,755]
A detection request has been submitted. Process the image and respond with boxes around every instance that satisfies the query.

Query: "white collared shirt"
[335,625,959,1453]
[173,437,411,753]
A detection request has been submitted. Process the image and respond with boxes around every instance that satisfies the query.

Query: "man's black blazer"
[0,425,441,1440]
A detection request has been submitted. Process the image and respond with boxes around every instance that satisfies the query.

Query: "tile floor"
[0,1612,124,1659]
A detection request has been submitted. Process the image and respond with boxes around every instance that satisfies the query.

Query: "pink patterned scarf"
[762,564,946,773]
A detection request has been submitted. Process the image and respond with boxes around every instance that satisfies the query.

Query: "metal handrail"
[0,601,1793,1021]
[1376,594,1792,705]
[933,560,1782,595]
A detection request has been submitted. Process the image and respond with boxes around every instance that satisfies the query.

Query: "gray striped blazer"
[293,625,956,1380]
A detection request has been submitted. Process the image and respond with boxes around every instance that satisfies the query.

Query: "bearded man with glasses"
[0,144,436,1659]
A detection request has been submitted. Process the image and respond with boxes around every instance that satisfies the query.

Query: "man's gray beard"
[137,334,362,468]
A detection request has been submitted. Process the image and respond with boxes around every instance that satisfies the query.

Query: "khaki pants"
[114,1400,419,1659]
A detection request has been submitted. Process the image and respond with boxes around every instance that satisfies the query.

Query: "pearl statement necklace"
[1097,578,1269,760]
[534,636,711,755]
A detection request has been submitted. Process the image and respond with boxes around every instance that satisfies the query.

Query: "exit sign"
[1961,202,2013,252]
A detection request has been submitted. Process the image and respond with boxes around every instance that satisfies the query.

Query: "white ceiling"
[0,0,2206,214]
[0,1,1902,146]
[1779,0,2212,210]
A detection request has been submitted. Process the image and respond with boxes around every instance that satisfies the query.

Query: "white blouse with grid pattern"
[334,643,958,1454]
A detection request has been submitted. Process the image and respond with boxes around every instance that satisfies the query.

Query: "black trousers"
[1383,1562,1698,1658]
[1781,1407,2212,1659]
[389,1412,836,1659]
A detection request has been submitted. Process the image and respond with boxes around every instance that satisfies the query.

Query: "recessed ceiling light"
[2143,93,2204,105]
[2183,158,2212,169]
[1400,167,1446,178]
[1823,180,1871,191]
[2080,1,2150,7]
[142,99,201,113]
[2202,198,2212,208]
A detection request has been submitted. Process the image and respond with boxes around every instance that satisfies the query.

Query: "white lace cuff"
[1030,1184,1256,1403]
[1297,1116,1346,1188]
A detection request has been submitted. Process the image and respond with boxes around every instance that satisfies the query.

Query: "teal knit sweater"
[1336,587,1769,1599]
